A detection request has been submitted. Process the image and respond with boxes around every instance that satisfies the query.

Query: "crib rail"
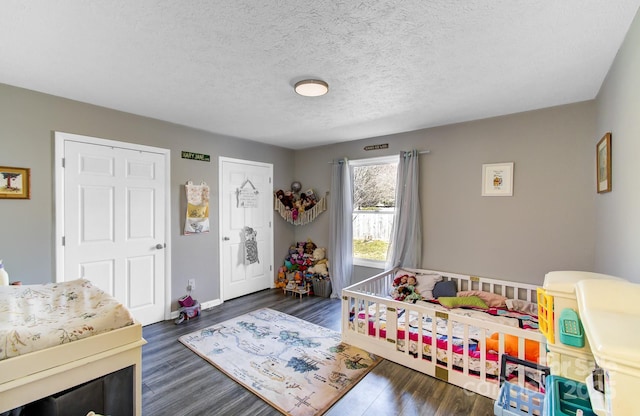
[347,268,539,303]
[341,268,546,400]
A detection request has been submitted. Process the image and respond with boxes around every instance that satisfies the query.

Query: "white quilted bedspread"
[0,279,134,360]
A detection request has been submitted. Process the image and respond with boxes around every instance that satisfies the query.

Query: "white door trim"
[54,131,172,322]
[218,156,274,301]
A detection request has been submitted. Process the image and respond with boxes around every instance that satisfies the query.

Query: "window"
[350,155,398,267]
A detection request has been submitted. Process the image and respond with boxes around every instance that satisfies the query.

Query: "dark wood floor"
[142,289,495,416]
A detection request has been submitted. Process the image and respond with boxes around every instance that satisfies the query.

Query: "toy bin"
[494,382,545,416]
[539,271,621,351]
[312,277,332,297]
[539,271,622,382]
[495,355,550,416]
[544,375,596,416]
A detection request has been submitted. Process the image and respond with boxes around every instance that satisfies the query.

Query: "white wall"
[595,8,640,282]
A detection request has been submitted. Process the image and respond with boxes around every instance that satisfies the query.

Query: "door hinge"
[270,265,272,271]
[269,177,272,184]
[269,221,272,228]
[62,158,65,168]
[62,236,65,246]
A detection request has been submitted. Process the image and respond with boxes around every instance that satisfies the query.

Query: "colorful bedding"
[350,303,539,378]
[0,279,134,360]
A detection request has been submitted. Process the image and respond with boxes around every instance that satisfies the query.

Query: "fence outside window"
[353,210,394,262]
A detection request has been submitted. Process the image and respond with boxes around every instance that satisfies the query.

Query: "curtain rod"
[329,150,430,164]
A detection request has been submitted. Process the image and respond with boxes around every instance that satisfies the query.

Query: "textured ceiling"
[1,1,639,149]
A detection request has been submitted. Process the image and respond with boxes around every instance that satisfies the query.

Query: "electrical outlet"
[188,279,195,291]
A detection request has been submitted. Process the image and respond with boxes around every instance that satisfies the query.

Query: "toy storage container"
[494,382,545,416]
[537,271,622,382]
[545,375,596,416]
[576,278,640,416]
[494,355,550,416]
[312,277,331,297]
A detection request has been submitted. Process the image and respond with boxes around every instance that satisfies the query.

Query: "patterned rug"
[179,308,381,416]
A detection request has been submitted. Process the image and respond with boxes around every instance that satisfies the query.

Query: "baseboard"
[169,298,222,319]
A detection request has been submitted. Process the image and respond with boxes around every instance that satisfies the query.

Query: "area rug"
[179,308,381,416]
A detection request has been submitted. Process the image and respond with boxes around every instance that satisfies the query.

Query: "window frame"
[350,154,399,268]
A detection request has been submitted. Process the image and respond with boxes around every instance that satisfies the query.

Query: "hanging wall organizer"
[184,181,210,234]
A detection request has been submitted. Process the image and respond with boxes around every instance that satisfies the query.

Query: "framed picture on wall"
[0,166,30,199]
[482,162,514,196]
[596,132,612,193]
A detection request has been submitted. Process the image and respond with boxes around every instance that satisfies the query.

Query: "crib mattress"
[0,279,134,360]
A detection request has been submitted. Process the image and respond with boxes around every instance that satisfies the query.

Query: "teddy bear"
[310,262,329,277]
[312,247,326,262]
[276,189,295,210]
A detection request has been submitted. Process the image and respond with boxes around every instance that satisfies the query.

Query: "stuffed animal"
[393,274,409,287]
[304,189,317,204]
[281,190,295,210]
[276,190,293,210]
[305,239,317,255]
[310,262,329,277]
[392,275,421,302]
[299,192,316,210]
[485,333,540,362]
[312,247,326,262]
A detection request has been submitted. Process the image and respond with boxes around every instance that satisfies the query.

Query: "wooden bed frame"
[341,268,547,399]
[0,322,146,414]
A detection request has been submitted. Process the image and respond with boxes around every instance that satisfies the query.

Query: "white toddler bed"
[0,279,146,414]
[341,268,547,399]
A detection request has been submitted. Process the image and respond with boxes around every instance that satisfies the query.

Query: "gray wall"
[294,102,597,286]
[5,8,640,310]
[595,8,640,282]
[0,83,295,308]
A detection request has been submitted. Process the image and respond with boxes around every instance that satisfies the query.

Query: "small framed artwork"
[596,132,612,193]
[0,166,31,199]
[482,162,514,197]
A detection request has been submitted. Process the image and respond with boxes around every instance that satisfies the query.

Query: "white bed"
[0,279,146,414]
[341,268,547,399]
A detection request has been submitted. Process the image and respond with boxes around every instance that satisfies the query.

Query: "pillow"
[506,299,538,316]
[394,269,416,282]
[438,296,488,309]
[457,290,508,308]
[415,273,443,300]
[433,280,457,298]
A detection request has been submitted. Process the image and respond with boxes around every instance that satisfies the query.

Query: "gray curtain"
[386,150,422,269]
[328,158,353,298]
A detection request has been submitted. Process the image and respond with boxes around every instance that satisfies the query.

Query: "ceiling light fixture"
[294,79,329,97]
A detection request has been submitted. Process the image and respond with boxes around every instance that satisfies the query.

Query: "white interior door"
[220,157,273,300]
[55,132,170,326]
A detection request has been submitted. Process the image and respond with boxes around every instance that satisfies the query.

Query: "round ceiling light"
[294,79,329,97]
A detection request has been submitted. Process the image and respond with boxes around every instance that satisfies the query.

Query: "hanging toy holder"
[184,181,210,235]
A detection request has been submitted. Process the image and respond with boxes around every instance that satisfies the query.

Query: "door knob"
[223,237,230,241]
[155,243,166,249]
